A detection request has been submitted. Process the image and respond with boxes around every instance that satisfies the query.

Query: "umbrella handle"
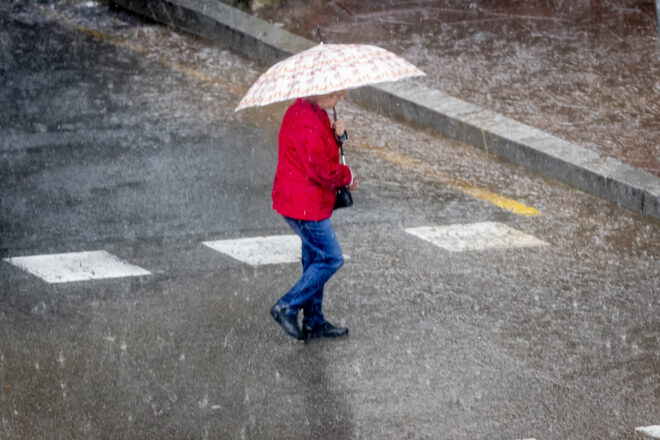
[332,107,348,146]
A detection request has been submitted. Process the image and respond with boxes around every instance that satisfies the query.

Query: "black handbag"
[334,185,353,209]
[333,109,353,210]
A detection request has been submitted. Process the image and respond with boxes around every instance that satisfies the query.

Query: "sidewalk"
[256,0,660,178]
[112,0,660,220]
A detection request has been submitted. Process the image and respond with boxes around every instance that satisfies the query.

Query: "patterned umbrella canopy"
[235,43,425,111]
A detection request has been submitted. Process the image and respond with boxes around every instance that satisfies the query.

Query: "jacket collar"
[300,98,330,127]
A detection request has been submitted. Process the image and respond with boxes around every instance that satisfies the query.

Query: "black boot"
[302,322,349,340]
[270,304,303,340]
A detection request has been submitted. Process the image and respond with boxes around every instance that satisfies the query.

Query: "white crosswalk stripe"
[3,250,150,283]
[203,235,303,266]
[637,426,660,438]
[405,222,548,252]
[203,234,351,266]
[4,223,549,280]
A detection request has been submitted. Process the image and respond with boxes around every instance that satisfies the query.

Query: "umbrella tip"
[316,26,324,43]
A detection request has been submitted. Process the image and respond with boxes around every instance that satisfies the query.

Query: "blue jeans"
[277,217,344,329]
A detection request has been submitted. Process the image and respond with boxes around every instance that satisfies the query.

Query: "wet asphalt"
[0,1,659,439]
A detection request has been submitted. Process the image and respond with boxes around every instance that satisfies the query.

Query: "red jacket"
[272,99,352,221]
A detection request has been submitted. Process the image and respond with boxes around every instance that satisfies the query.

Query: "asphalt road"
[1,1,658,439]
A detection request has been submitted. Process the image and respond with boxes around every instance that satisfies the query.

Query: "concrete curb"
[112,0,660,220]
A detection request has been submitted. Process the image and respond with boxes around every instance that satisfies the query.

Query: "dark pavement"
[1,1,659,439]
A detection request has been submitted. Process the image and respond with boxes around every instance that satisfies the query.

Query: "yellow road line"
[356,142,541,217]
[39,5,540,217]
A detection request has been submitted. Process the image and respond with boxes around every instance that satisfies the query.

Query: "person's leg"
[277,217,343,314]
[271,217,347,340]
[301,240,325,330]
[281,218,349,340]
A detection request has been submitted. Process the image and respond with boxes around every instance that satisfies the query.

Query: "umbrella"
[235,42,425,111]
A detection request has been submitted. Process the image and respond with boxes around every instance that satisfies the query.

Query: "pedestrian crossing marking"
[203,235,349,266]
[3,251,151,283]
[203,235,303,266]
[637,426,660,438]
[405,222,548,252]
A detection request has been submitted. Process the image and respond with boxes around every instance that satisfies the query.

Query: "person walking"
[269,90,357,341]
[234,41,423,341]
